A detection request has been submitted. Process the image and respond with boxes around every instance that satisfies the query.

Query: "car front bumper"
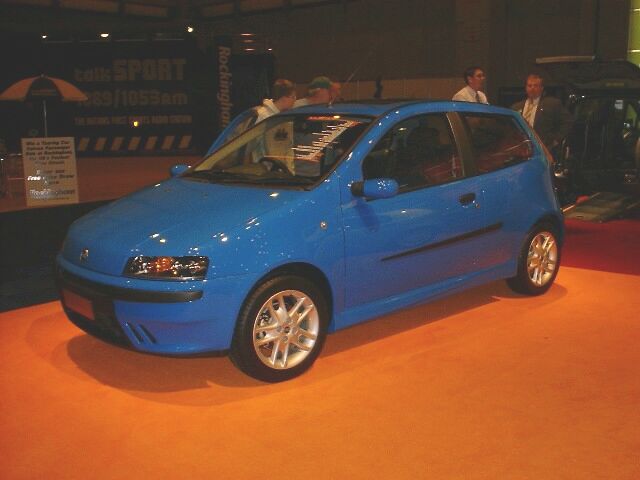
[55,255,252,355]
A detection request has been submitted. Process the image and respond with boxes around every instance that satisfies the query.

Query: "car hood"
[61,177,299,276]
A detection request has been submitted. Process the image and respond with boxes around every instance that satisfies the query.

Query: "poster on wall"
[21,137,79,207]
[41,39,216,157]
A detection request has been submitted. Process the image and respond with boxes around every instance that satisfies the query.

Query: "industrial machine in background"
[499,56,640,217]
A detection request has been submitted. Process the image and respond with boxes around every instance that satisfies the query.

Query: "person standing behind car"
[255,79,297,123]
[222,79,296,144]
[511,74,572,154]
[251,80,297,168]
[293,76,332,107]
[452,66,489,103]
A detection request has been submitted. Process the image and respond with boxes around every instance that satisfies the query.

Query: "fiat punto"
[56,100,563,382]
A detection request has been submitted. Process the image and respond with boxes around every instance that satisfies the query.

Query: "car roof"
[290,99,515,117]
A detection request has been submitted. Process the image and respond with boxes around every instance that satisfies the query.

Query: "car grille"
[63,297,131,348]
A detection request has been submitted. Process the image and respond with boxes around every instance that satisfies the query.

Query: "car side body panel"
[56,101,563,357]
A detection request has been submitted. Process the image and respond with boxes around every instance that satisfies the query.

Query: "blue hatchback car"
[56,100,563,382]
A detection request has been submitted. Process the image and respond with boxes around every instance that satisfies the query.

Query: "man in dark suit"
[511,74,572,157]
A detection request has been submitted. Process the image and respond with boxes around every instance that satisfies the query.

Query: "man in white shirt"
[224,79,296,142]
[255,79,297,123]
[219,79,296,164]
[452,66,488,104]
[245,79,297,166]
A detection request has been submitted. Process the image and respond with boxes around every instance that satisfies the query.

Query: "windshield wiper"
[183,169,316,187]
[183,170,253,183]
[256,176,317,186]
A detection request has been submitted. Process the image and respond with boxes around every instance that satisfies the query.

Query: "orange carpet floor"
[1,265,639,479]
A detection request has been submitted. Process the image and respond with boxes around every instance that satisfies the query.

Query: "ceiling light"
[100,33,110,38]
[41,34,47,39]
[186,26,194,33]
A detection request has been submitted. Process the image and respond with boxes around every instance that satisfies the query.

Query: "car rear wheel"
[230,275,328,382]
[507,224,560,295]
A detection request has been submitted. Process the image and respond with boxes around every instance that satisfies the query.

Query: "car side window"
[362,114,462,190]
[461,113,533,174]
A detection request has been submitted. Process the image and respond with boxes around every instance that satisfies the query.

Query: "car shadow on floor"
[45,280,567,406]
[322,280,534,358]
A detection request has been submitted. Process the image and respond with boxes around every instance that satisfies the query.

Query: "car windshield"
[187,114,372,187]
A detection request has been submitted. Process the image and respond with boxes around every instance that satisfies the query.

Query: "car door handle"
[459,193,476,205]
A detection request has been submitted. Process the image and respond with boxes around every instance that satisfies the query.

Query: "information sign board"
[21,137,79,207]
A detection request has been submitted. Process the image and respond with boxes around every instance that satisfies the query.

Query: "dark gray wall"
[0,0,631,99]
[205,0,457,82]
[202,0,630,99]
[502,0,630,85]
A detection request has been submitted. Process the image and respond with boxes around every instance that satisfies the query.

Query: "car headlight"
[124,256,209,280]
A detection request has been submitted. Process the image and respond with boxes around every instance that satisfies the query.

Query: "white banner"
[21,137,79,207]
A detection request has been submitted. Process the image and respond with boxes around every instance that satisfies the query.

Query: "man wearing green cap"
[294,76,332,108]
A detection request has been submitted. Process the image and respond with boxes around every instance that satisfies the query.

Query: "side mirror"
[351,178,399,199]
[170,164,190,177]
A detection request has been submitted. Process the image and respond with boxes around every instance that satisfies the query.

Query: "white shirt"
[452,85,488,104]
[255,99,280,123]
[521,96,540,127]
[293,98,310,108]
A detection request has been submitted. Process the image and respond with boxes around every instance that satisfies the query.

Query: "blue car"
[56,100,564,382]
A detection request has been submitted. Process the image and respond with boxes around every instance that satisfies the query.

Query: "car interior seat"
[362,135,398,180]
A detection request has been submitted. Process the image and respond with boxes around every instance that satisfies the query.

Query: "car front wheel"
[230,275,328,382]
[507,224,561,295]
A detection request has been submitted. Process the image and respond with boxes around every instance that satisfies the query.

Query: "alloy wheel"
[526,231,558,287]
[252,289,320,370]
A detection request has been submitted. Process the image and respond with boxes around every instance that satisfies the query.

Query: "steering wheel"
[258,156,292,174]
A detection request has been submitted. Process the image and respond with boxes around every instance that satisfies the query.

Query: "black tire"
[230,275,329,382]
[506,223,561,296]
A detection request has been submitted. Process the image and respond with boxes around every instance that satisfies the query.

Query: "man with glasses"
[452,66,488,104]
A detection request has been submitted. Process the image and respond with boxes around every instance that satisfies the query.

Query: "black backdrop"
[0,33,274,156]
